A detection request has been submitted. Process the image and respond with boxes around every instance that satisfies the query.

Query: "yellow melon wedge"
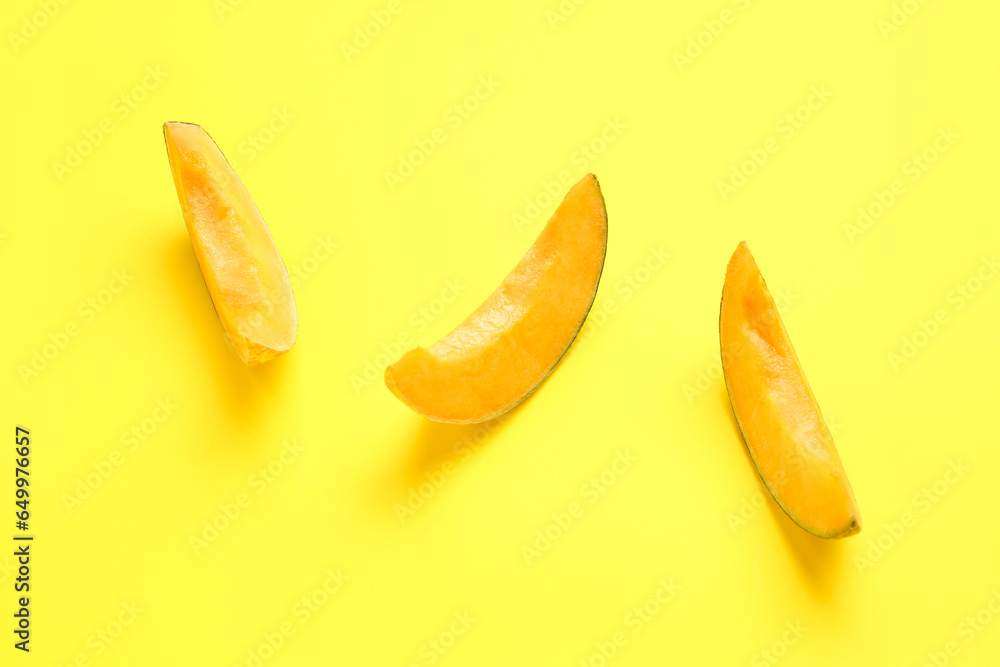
[163,122,297,366]
[720,242,860,539]
[385,174,608,423]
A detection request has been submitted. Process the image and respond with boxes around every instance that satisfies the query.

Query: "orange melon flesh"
[720,242,860,539]
[163,122,297,366]
[385,174,608,423]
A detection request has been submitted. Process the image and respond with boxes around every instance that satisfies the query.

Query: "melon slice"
[385,174,608,423]
[720,241,860,538]
[163,122,297,366]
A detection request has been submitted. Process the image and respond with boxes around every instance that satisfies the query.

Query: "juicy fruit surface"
[385,174,608,423]
[164,122,297,366]
[720,241,860,539]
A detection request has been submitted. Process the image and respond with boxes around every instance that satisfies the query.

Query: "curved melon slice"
[163,122,297,366]
[385,174,608,423]
[720,241,860,539]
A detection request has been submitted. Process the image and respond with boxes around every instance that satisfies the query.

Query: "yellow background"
[3,0,999,664]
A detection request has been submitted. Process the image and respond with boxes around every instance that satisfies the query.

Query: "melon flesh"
[385,174,608,423]
[163,122,297,366]
[720,241,860,539]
